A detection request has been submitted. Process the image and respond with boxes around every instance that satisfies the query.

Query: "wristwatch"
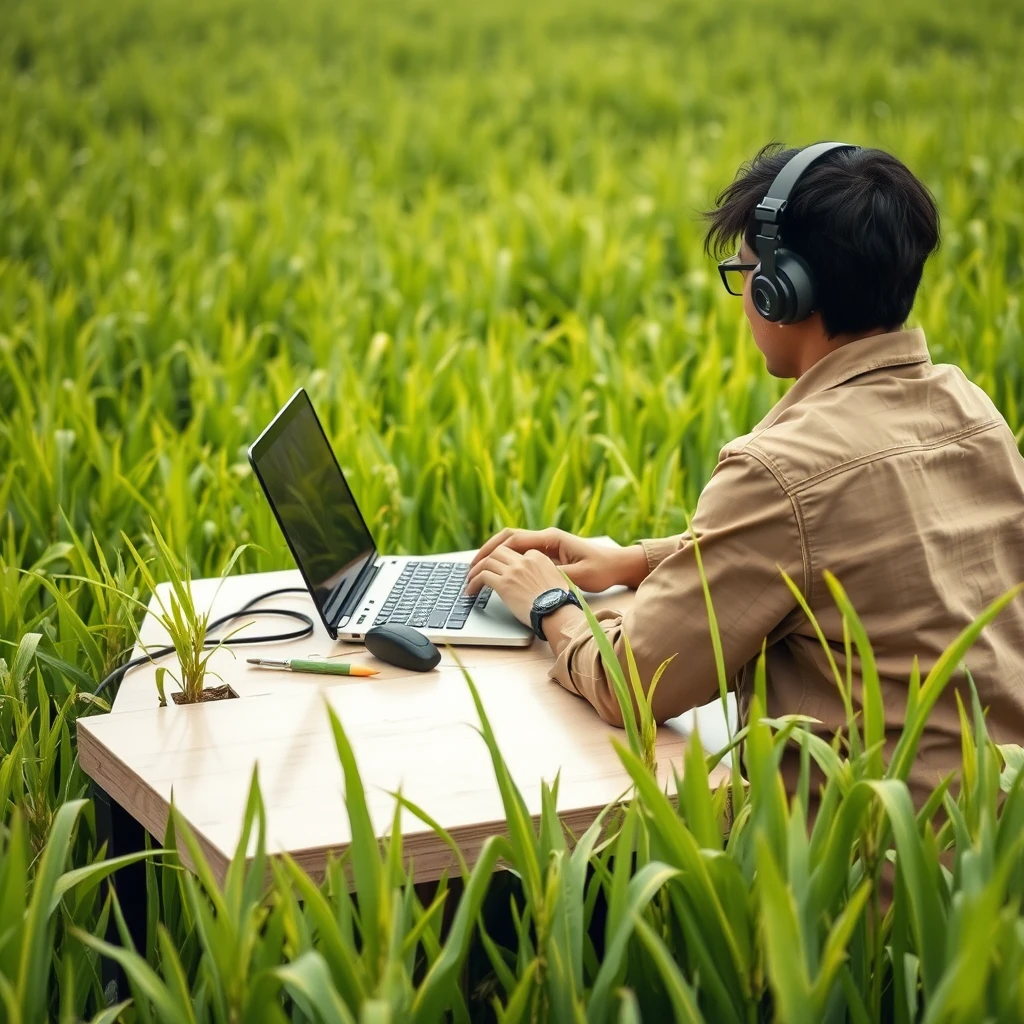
[530,587,583,642]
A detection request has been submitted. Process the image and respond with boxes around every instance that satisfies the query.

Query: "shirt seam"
[735,449,814,609]
[788,419,1003,495]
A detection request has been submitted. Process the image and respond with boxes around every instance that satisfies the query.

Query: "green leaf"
[810,880,872,1012]
[412,835,509,1023]
[564,580,643,757]
[87,1000,133,1024]
[273,951,357,1024]
[74,927,192,1024]
[16,799,88,1021]
[822,573,884,777]
[494,959,538,1023]
[865,780,946,997]
[755,832,814,1024]
[450,653,542,903]
[48,848,163,917]
[325,701,384,971]
[278,855,368,1007]
[888,583,1024,783]
[587,862,679,1023]
[633,916,706,1024]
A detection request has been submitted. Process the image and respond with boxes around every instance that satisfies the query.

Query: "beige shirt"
[549,328,1024,808]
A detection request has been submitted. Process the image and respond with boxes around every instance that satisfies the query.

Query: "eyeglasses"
[717,254,759,296]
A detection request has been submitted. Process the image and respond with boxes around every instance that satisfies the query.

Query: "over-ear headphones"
[750,141,858,324]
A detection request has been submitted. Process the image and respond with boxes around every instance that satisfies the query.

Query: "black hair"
[703,142,940,338]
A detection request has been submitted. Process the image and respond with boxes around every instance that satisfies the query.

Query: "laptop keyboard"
[371,562,493,631]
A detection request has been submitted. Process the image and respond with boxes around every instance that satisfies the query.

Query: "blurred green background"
[2,0,1022,584]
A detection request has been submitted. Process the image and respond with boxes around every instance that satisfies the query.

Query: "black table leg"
[92,783,150,1004]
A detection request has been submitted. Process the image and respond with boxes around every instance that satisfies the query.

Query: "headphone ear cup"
[750,270,784,322]
[774,249,816,323]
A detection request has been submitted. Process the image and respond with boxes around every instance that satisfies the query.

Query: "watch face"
[536,588,564,611]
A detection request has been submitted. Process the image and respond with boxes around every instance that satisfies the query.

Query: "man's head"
[704,143,940,378]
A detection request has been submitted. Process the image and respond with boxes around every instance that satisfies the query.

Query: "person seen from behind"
[464,141,1024,815]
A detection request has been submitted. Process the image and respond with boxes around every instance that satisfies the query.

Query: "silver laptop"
[248,388,534,647]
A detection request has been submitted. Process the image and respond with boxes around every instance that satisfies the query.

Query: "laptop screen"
[248,390,377,627]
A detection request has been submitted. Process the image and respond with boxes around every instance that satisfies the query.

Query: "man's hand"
[464,528,650,627]
[468,528,648,593]
[463,546,570,627]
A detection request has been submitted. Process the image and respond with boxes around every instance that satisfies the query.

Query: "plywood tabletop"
[81,553,731,884]
[80,637,730,884]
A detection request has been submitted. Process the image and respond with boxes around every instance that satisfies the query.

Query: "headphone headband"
[751,141,858,322]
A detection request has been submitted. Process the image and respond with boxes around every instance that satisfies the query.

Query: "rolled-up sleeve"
[548,450,806,726]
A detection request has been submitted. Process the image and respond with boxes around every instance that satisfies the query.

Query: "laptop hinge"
[335,559,381,625]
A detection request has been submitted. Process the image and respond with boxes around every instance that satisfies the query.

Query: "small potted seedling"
[122,520,248,706]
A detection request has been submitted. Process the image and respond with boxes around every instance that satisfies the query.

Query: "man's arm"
[545,451,807,726]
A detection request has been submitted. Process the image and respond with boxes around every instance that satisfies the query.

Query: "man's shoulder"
[722,362,1006,495]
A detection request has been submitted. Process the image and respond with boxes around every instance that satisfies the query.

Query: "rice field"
[3,0,1024,1018]
[3,0,1023,584]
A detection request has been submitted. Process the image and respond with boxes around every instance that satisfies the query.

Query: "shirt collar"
[754,327,931,433]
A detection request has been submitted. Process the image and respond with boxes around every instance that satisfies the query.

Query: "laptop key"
[427,609,449,628]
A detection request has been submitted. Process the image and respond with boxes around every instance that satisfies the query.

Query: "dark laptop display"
[248,390,377,628]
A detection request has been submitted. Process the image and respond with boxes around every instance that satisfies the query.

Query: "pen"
[246,658,379,677]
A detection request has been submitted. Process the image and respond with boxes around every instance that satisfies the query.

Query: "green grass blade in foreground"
[616,988,641,1024]
[273,857,366,1006]
[15,798,93,1021]
[74,924,194,1024]
[888,582,1024,783]
[779,568,851,721]
[223,766,268,930]
[865,780,946,998]
[564,579,643,758]
[494,960,539,1024]
[47,847,164,917]
[553,802,612,1010]
[603,798,639,964]
[822,572,885,777]
[586,862,680,1024]
[86,1000,133,1024]
[755,832,814,1024]
[683,511,730,726]
[678,725,722,850]
[326,701,385,973]
[386,790,469,879]
[633,915,706,1024]
[623,634,660,772]
[411,835,510,1023]
[612,739,751,1005]
[273,951,357,1024]
[450,651,542,903]
[809,879,872,1012]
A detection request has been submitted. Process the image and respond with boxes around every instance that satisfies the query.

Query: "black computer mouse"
[363,624,441,672]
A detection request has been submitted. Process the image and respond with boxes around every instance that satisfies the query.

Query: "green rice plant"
[0,631,105,856]
[121,521,247,705]
[565,576,670,775]
[0,798,159,1023]
[63,520,249,706]
[66,566,1024,1022]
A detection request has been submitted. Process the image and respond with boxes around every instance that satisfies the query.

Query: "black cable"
[92,587,315,698]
